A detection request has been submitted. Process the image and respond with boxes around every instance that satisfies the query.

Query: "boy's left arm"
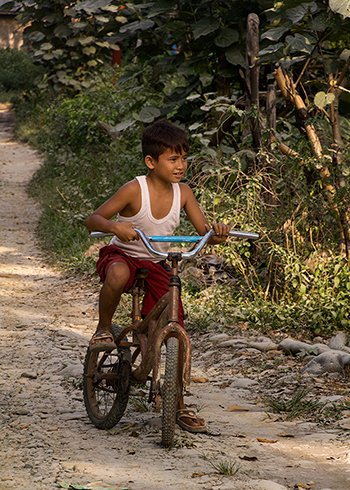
[181,184,230,243]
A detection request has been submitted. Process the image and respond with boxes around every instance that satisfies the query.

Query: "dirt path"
[0,104,349,490]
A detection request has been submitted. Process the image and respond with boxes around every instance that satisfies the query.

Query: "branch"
[97,121,119,140]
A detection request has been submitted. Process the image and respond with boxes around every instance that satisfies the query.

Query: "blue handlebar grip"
[149,236,202,243]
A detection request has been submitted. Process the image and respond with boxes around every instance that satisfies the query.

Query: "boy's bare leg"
[89,262,130,350]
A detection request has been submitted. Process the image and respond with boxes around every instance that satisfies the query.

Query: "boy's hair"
[142,119,189,159]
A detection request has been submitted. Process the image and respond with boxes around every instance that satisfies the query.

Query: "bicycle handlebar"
[90,229,259,260]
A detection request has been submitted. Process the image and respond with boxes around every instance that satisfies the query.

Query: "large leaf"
[54,24,72,39]
[95,15,110,24]
[75,0,113,14]
[40,42,53,51]
[261,25,290,41]
[120,19,154,34]
[329,0,350,18]
[225,46,245,66]
[82,46,96,55]
[101,5,120,13]
[115,15,128,24]
[78,36,95,46]
[192,18,220,40]
[259,42,284,56]
[113,119,136,132]
[0,1,15,11]
[52,49,64,58]
[70,21,88,30]
[314,91,336,108]
[340,48,350,61]
[214,28,239,48]
[285,33,314,54]
[42,13,62,25]
[309,12,329,31]
[285,2,318,24]
[138,106,161,123]
[27,31,45,42]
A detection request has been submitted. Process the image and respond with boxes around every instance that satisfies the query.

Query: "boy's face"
[146,148,188,183]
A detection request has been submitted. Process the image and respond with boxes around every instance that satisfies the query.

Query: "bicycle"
[83,228,259,447]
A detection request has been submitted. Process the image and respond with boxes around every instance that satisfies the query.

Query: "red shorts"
[96,244,184,327]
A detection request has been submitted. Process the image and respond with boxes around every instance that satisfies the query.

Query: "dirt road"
[0,104,349,490]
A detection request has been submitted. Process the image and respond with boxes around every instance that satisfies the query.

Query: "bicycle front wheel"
[83,340,131,430]
[161,336,179,447]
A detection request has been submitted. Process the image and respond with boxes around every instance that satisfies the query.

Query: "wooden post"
[246,13,261,150]
[266,82,276,149]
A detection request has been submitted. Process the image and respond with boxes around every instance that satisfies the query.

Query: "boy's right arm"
[85,181,139,242]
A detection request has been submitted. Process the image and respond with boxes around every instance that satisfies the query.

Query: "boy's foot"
[89,330,116,352]
[176,408,207,433]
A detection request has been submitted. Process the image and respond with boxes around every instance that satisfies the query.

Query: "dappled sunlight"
[0,245,17,254]
[57,429,350,489]
[0,261,57,278]
[0,245,58,279]
[0,138,16,146]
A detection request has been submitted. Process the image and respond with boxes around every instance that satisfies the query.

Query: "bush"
[15,66,350,336]
[0,48,43,92]
[25,78,146,269]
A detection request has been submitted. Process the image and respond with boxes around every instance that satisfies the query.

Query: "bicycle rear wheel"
[83,326,131,429]
[161,336,179,447]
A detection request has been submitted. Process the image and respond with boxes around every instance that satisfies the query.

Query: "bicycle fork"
[152,254,192,404]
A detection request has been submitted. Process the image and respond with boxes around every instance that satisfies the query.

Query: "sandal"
[176,409,207,434]
[89,331,116,352]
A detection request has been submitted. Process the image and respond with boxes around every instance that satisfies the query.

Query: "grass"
[129,396,152,413]
[201,452,241,476]
[263,386,350,426]
[209,459,240,476]
[264,387,322,420]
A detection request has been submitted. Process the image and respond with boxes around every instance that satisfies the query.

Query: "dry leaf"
[226,405,250,412]
[191,376,209,383]
[257,437,278,444]
[191,472,206,478]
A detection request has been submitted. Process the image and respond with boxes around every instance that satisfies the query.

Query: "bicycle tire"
[161,336,179,447]
[83,325,131,429]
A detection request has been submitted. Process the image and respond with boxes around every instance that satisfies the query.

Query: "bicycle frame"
[109,252,192,404]
[84,227,259,444]
[91,227,259,401]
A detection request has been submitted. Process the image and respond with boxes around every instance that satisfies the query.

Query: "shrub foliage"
[9,0,350,335]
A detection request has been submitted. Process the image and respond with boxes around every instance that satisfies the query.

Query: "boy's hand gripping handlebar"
[90,229,259,260]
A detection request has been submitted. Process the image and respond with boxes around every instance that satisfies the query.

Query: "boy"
[85,119,230,432]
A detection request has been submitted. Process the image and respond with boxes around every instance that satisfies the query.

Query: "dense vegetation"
[3,0,350,336]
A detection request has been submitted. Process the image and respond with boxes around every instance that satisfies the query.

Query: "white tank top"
[110,175,181,261]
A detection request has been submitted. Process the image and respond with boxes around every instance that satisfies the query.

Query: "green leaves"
[75,0,113,14]
[314,91,336,108]
[137,106,161,123]
[192,17,220,40]
[119,19,154,34]
[215,28,239,48]
[225,46,245,66]
[261,25,290,42]
[16,0,123,92]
